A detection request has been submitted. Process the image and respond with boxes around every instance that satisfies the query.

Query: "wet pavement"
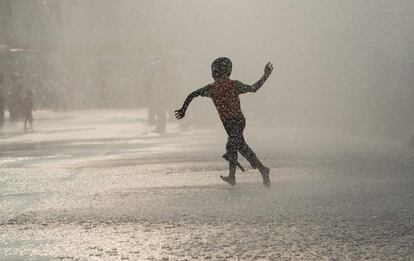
[0,110,413,260]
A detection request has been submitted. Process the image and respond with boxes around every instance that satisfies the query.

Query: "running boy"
[175,57,273,186]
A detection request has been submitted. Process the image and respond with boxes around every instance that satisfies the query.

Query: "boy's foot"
[259,167,271,187]
[220,175,236,186]
[262,174,271,187]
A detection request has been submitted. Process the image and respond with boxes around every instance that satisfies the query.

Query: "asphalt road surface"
[0,110,413,260]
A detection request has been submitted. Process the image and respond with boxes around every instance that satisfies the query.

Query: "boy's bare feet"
[220,175,236,186]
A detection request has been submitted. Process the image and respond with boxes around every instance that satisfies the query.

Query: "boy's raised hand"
[175,108,185,119]
[264,62,274,77]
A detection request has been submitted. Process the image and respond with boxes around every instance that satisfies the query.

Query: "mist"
[0,0,413,139]
[1,1,414,259]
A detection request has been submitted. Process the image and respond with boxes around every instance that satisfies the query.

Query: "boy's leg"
[221,117,241,185]
[238,135,270,186]
[220,162,236,186]
[230,117,263,169]
[220,135,238,185]
[228,162,236,179]
[238,137,264,169]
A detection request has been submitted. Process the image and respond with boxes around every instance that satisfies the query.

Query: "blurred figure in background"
[139,58,168,133]
[9,73,24,124]
[23,89,35,132]
[152,59,171,134]
[139,59,161,127]
[0,75,5,129]
[139,53,186,134]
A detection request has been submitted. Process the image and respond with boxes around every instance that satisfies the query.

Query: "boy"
[175,57,273,186]
[23,89,34,132]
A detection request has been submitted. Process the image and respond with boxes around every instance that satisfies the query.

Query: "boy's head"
[211,57,232,80]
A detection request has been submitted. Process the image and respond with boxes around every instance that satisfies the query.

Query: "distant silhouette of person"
[0,75,5,129]
[23,89,34,132]
[143,62,160,126]
[139,60,168,132]
[153,59,175,134]
[175,57,274,186]
[9,74,24,124]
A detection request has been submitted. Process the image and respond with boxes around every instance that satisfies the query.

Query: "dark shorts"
[222,116,262,169]
[223,115,246,138]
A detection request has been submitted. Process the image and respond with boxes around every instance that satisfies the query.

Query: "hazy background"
[0,0,413,139]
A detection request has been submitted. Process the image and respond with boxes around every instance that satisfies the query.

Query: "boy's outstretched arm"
[250,62,274,92]
[175,87,208,119]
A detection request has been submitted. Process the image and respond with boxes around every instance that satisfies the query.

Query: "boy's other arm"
[251,62,274,92]
[175,85,209,119]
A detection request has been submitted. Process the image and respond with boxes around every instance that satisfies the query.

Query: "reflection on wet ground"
[0,110,413,260]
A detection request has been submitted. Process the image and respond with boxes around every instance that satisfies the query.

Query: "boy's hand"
[264,62,274,77]
[175,108,186,119]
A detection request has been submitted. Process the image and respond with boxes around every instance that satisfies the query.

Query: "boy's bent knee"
[223,151,237,162]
